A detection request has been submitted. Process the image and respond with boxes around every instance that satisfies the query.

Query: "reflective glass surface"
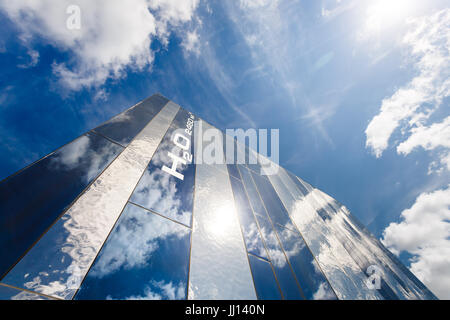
[130,109,196,226]
[94,94,169,146]
[250,170,296,231]
[223,135,242,180]
[0,285,51,300]
[1,103,179,299]
[248,254,282,300]
[188,163,256,300]
[310,188,435,299]
[229,176,268,260]
[237,165,270,220]
[274,224,337,300]
[257,217,303,300]
[272,169,384,299]
[75,203,190,300]
[0,132,123,279]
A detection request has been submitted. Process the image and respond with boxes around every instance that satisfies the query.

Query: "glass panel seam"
[1,101,173,283]
[71,107,178,299]
[246,169,307,300]
[236,165,286,299]
[0,283,60,300]
[267,173,342,300]
[227,171,262,300]
[0,135,125,282]
[128,201,191,229]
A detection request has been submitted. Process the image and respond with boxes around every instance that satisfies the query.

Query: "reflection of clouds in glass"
[50,134,121,183]
[244,222,267,258]
[132,168,191,225]
[10,290,49,300]
[275,226,302,259]
[312,282,336,300]
[258,222,286,269]
[90,205,189,278]
[112,280,185,300]
[105,112,132,125]
[1,103,179,300]
[52,135,90,168]
[313,188,430,299]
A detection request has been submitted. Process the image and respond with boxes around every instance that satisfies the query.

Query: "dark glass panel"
[75,203,190,300]
[250,170,296,231]
[257,217,303,300]
[94,94,169,146]
[0,132,123,279]
[248,254,282,300]
[129,109,196,226]
[227,164,241,180]
[237,165,270,220]
[274,224,337,300]
[229,176,268,260]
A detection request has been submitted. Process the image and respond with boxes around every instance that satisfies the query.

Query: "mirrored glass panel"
[130,109,196,226]
[94,94,169,146]
[257,217,303,300]
[271,170,383,299]
[248,254,282,300]
[188,164,256,300]
[223,135,242,180]
[75,203,190,300]
[0,285,53,300]
[250,171,296,231]
[0,132,123,279]
[229,176,268,260]
[1,103,179,300]
[274,224,337,300]
[237,165,270,221]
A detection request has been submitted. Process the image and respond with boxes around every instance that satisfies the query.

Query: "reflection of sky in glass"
[311,188,437,299]
[0,285,52,300]
[130,109,195,226]
[94,94,169,146]
[250,170,296,231]
[229,176,268,260]
[257,217,303,300]
[237,165,270,221]
[1,103,179,300]
[274,224,337,300]
[248,254,282,300]
[271,168,384,299]
[75,203,190,300]
[0,132,122,279]
[188,163,256,300]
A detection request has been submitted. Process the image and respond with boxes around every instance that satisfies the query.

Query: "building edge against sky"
[0,94,438,300]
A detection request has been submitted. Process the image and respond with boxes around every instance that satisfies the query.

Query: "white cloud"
[89,204,189,278]
[0,0,199,90]
[381,185,450,299]
[17,49,39,69]
[365,8,450,174]
[181,30,201,56]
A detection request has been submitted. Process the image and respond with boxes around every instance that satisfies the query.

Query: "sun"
[364,0,417,34]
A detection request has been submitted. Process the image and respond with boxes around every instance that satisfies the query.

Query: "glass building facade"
[0,94,437,300]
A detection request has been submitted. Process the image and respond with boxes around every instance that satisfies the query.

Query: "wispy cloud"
[365,8,450,174]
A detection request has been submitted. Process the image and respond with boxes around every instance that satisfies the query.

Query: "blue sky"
[0,0,449,298]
